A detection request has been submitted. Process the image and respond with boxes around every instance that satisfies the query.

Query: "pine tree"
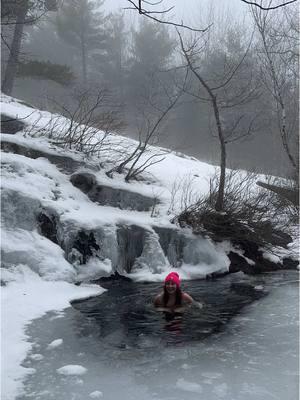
[130,19,175,71]
[127,20,176,104]
[55,0,107,85]
[93,11,128,98]
[1,0,57,95]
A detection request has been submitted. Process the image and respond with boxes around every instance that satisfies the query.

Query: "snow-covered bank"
[1,266,105,400]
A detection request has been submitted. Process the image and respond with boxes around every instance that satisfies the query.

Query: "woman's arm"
[183,293,205,308]
[154,293,163,307]
[182,292,194,304]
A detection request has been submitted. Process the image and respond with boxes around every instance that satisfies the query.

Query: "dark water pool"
[71,275,266,346]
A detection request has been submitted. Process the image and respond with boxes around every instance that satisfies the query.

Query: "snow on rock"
[47,339,63,349]
[75,257,112,282]
[1,229,76,282]
[176,378,203,393]
[262,251,281,264]
[56,365,87,376]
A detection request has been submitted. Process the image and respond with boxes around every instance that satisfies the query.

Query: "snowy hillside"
[1,95,298,400]
[1,94,232,283]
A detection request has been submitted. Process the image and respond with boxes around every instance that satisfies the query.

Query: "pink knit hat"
[165,272,181,287]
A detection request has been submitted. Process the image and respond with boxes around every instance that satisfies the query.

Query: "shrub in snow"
[175,170,297,251]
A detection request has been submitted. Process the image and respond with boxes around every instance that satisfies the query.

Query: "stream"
[18,271,299,400]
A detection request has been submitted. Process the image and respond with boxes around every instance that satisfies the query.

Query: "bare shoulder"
[182,292,194,304]
[154,292,164,306]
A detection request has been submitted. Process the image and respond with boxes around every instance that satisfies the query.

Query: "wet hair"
[163,285,182,307]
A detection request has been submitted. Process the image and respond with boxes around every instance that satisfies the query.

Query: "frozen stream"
[18,271,298,400]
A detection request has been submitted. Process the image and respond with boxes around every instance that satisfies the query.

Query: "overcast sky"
[104,0,248,21]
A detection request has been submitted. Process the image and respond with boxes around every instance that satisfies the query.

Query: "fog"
[1,0,298,177]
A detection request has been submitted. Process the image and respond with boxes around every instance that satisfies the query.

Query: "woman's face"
[165,280,177,294]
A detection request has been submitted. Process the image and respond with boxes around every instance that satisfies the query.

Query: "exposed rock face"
[228,246,299,274]
[117,225,147,273]
[1,114,26,134]
[57,222,119,270]
[228,252,254,274]
[70,172,156,211]
[257,180,299,206]
[282,258,299,270]
[266,228,293,248]
[72,230,100,264]
[37,210,59,244]
[1,141,84,174]
[70,172,96,192]
[57,223,100,266]
[153,226,185,267]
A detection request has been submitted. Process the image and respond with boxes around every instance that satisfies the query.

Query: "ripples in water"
[71,277,266,347]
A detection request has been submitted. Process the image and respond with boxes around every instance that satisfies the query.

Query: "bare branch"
[125,0,211,32]
[211,31,255,91]
[240,0,298,10]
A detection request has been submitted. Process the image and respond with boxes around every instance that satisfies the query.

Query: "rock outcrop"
[70,172,157,211]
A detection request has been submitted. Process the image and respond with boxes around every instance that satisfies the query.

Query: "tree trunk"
[80,37,87,85]
[1,1,29,95]
[212,96,227,212]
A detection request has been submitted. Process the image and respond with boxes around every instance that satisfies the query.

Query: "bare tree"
[124,0,210,32]
[240,0,298,10]
[177,26,260,211]
[251,3,299,175]
[125,0,298,31]
[107,71,186,181]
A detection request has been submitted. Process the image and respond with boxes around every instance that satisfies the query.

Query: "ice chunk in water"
[56,365,87,376]
[47,339,63,349]
[176,378,203,393]
[89,391,103,398]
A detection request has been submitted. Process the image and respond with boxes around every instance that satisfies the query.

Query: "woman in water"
[154,272,195,312]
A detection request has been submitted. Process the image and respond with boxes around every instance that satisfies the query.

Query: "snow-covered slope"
[1,94,231,283]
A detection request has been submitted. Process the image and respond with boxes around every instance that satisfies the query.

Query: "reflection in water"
[163,312,183,344]
[71,277,266,349]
